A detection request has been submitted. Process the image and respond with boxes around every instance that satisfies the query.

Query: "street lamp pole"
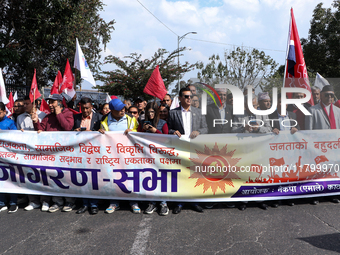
[177,32,197,94]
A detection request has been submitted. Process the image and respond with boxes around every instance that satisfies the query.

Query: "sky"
[83,0,334,91]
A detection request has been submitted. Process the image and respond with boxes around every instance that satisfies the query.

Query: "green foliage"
[196,47,277,90]
[301,1,340,95]
[301,2,340,77]
[96,48,196,101]
[0,0,115,87]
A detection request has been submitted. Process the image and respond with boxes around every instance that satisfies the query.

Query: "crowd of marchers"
[0,83,338,215]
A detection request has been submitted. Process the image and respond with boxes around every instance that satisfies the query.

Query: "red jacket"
[34,108,74,131]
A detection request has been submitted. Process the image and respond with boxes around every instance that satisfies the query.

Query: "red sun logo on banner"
[189,143,241,194]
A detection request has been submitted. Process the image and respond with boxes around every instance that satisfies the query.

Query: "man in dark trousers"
[305,85,340,205]
[268,93,299,207]
[167,87,207,214]
[32,94,75,213]
[73,97,102,215]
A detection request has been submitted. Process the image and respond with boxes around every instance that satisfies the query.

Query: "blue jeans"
[83,198,98,207]
[177,202,198,207]
[150,201,167,206]
[0,193,17,206]
[109,200,138,207]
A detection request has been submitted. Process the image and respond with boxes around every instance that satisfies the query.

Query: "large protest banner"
[0,130,339,201]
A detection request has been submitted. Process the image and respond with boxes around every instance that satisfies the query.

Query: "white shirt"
[277,112,291,131]
[218,104,225,119]
[181,106,191,136]
[17,110,47,130]
[323,103,331,115]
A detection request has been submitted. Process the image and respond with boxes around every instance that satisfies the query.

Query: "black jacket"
[268,110,300,130]
[73,112,103,131]
[205,103,233,134]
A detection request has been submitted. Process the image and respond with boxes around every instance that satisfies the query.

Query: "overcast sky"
[83,0,334,91]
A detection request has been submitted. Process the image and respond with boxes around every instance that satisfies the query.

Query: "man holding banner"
[168,87,208,139]
[32,94,75,213]
[99,98,141,214]
[168,87,207,213]
[17,96,49,211]
[73,97,102,215]
[305,85,340,204]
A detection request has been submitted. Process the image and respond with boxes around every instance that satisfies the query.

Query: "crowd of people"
[0,83,338,215]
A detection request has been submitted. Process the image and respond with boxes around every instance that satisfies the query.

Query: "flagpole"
[283,8,292,88]
[74,68,78,91]
[33,69,36,111]
[33,88,36,111]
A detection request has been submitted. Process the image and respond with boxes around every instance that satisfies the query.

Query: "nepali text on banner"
[0,130,339,201]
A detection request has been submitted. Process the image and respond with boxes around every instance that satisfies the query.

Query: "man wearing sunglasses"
[167,87,208,214]
[305,85,340,130]
[168,87,207,139]
[128,106,139,120]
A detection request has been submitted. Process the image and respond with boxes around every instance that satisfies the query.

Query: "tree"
[96,48,196,101]
[0,0,115,87]
[301,1,340,95]
[301,1,340,77]
[169,79,194,97]
[196,47,277,90]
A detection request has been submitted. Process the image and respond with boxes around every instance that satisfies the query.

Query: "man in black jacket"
[73,97,102,132]
[73,97,102,215]
[269,93,299,134]
[205,88,233,134]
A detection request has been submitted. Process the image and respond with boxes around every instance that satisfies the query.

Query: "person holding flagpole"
[32,94,76,213]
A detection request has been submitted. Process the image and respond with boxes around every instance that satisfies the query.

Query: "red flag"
[29,69,41,103]
[68,107,81,115]
[51,71,62,95]
[6,92,14,115]
[39,99,51,114]
[269,157,285,166]
[59,59,74,93]
[284,8,314,106]
[335,100,340,108]
[315,155,328,165]
[61,97,80,115]
[143,65,167,100]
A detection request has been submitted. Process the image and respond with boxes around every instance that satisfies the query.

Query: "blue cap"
[109,98,126,111]
[46,94,63,101]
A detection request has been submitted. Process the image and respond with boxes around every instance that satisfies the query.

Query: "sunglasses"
[184,95,191,99]
[324,93,335,98]
[129,111,138,114]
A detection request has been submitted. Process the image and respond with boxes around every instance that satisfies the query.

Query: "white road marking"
[130,217,152,255]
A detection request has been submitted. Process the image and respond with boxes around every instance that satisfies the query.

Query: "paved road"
[1,199,340,255]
